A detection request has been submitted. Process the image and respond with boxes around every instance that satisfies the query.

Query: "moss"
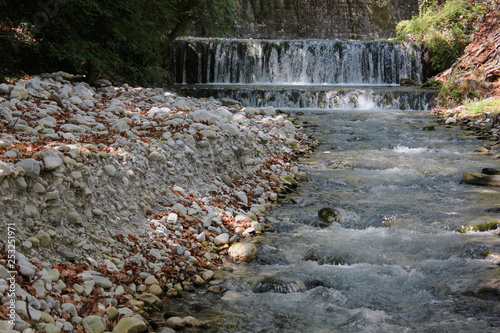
[459,222,500,233]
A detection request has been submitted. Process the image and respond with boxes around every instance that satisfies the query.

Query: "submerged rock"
[459,222,499,233]
[318,207,342,224]
[252,276,306,293]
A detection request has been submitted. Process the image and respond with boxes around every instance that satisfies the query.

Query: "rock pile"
[0,72,314,332]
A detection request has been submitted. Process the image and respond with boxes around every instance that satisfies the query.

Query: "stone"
[165,317,186,330]
[82,315,106,333]
[295,171,308,181]
[114,285,125,296]
[43,323,61,333]
[445,116,457,124]
[222,175,233,187]
[191,109,218,124]
[138,293,162,307]
[0,83,10,94]
[201,270,215,281]
[144,275,159,285]
[43,156,63,171]
[32,279,46,297]
[149,284,164,296]
[46,190,60,201]
[228,242,258,262]
[193,275,206,286]
[93,276,113,289]
[235,191,248,205]
[15,158,40,178]
[28,305,42,321]
[49,268,60,282]
[183,316,205,327]
[36,230,51,247]
[163,213,177,225]
[460,172,500,187]
[280,174,298,188]
[68,211,83,225]
[104,165,117,176]
[15,300,28,319]
[213,233,230,246]
[61,303,77,318]
[57,250,76,261]
[40,311,56,324]
[112,317,147,333]
[318,207,343,224]
[106,306,119,321]
[10,86,28,100]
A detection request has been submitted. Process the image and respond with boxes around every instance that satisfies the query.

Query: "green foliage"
[0,0,238,85]
[438,74,481,106]
[462,98,500,117]
[396,0,490,73]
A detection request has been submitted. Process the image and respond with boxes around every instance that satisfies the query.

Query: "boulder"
[460,171,500,187]
[15,158,41,178]
[228,242,258,262]
[318,207,343,224]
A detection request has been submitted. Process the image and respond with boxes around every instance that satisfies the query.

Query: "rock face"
[217,0,418,40]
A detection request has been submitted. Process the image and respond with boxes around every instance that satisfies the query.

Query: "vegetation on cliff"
[0,0,238,86]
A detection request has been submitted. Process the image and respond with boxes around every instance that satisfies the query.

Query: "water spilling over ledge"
[170,38,423,85]
[169,38,436,110]
[178,84,436,110]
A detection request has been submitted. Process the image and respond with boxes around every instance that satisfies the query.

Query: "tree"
[0,0,238,85]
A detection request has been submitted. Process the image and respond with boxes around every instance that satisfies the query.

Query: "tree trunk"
[159,0,196,55]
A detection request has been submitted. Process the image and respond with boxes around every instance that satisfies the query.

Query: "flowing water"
[168,38,500,332]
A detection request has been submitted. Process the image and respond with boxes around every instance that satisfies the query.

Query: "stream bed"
[167,108,500,332]
[167,37,500,332]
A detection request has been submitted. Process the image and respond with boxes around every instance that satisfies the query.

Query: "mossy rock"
[318,207,342,224]
[459,222,500,233]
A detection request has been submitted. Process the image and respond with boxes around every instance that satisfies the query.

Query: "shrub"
[396,0,491,74]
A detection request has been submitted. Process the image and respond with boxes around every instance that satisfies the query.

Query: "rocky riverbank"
[0,72,315,332]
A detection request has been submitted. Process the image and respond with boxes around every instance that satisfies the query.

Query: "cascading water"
[171,38,422,85]
[170,38,435,110]
[166,38,500,332]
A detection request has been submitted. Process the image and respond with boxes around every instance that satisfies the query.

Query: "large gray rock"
[15,158,41,177]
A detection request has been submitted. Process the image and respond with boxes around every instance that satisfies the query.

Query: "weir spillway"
[169,38,436,110]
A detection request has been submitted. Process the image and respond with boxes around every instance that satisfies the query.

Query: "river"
[167,38,500,332]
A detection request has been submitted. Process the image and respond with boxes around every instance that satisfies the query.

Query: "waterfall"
[169,38,434,110]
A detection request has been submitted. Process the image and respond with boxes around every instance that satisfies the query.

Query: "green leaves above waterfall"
[395,0,494,74]
[0,0,238,85]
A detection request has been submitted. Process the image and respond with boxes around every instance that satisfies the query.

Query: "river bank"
[0,72,315,333]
